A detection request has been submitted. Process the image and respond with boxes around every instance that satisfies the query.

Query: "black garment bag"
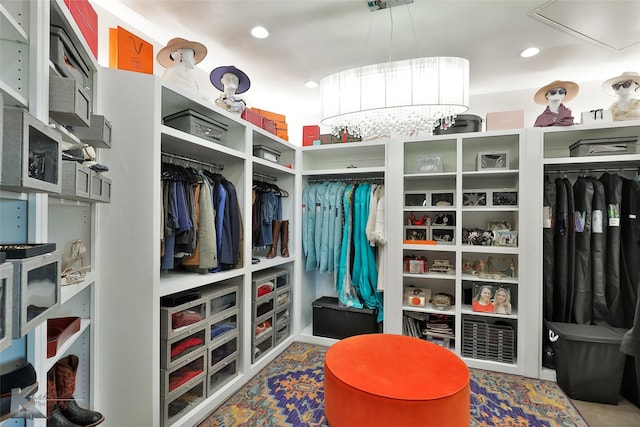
[572,176,594,325]
[553,178,569,322]
[543,175,556,321]
[564,178,576,323]
[600,172,624,327]
[621,178,640,328]
[589,177,608,325]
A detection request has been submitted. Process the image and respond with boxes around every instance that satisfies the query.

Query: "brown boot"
[54,355,104,426]
[266,220,282,259]
[280,220,290,257]
[48,368,80,427]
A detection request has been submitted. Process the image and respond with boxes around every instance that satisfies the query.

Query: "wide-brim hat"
[210,65,251,94]
[534,80,579,105]
[602,71,640,96]
[157,37,207,68]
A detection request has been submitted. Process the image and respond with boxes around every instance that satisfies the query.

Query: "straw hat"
[533,80,579,105]
[210,65,251,94]
[602,71,640,96]
[156,37,207,68]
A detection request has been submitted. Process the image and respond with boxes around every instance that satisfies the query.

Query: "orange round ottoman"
[323,334,470,427]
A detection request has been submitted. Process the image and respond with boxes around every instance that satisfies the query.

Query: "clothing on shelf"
[160,161,241,273]
[252,179,289,249]
[302,180,385,322]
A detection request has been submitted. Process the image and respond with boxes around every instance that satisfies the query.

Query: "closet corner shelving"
[534,120,640,382]
[388,129,539,377]
[98,68,298,427]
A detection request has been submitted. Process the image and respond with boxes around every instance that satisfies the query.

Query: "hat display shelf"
[97,49,297,425]
[535,117,640,382]
[1,1,103,426]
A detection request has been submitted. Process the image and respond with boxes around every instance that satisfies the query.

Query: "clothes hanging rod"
[161,152,224,171]
[306,176,385,184]
[253,172,277,182]
[545,167,639,175]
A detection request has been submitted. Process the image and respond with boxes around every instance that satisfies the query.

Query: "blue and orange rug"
[199,341,588,427]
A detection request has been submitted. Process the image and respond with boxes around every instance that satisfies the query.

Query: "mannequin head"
[170,48,196,69]
[221,72,240,95]
[602,71,640,98]
[534,80,579,106]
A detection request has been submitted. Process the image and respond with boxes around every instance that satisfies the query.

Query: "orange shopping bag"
[109,26,154,74]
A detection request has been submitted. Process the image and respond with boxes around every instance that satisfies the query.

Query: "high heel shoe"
[61,240,90,286]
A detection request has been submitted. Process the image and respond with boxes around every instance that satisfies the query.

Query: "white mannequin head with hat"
[602,71,640,121]
[210,66,251,114]
[157,38,207,94]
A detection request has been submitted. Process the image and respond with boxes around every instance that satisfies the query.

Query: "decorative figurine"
[602,71,640,121]
[210,65,251,114]
[533,80,579,127]
[157,37,208,94]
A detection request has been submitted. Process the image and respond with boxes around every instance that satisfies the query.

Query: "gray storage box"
[61,161,91,201]
[253,144,281,163]
[569,136,637,157]
[207,356,237,397]
[49,75,91,127]
[89,172,111,203]
[69,114,112,149]
[163,109,228,144]
[50,26,91,90]
[161,375,205,427]
[1,107,62,193]
[0,262,13,352]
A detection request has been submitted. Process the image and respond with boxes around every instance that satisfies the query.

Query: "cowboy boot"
[54,355,104,426]
[48,368,80,427]
[280,220,290,257]
[266,220,282,259]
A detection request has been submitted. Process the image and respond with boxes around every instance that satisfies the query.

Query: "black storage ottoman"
[312,296,379,340]
[546,321,626,404]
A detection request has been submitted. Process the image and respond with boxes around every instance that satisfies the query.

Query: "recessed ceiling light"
[304,80,319,89]
[520,47,540,58]
[251,26,269,39]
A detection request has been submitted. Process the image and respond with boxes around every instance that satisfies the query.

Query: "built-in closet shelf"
[402,305,456,316]
[404,272,456,281]
[461,170,520,177]
[45,318,91,371]
[460,305,518,318]
[461,207,519,212]
[0,190,28,200]
[404,172,457,180]
[461,245,518,254]
[403,244,457,252]
[0,79,28,108]
[159,270,245,297]
[61,271,95,304]
[161,126,246,162]
[543,154,640,169]
[253,157,296,175]
[0,4,28,42]
[460,273,517,284]
[302,167,385,177]
[250,257,294,272]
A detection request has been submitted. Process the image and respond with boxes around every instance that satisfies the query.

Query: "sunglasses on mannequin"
[547,89,566,96]
[612,80,635,90]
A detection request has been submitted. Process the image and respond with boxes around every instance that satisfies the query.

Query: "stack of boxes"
[240,108,289,141]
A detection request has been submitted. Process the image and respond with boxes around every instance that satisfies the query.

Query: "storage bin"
[312,296,379,340]
[545,321,626,404]
[50,26,92,89]
[69,114,112,149]
[49,75,91,127]
[253,296,274,322]
[569,136,637,157]
[622,355,640,409]
[253,144,281,163]
[433,114,482,135]
[161,325,207,370]
[61,161,91,201]
[252,325,274,363]
[207,357,237,397]
[1,107,62,194]
[10,251,62,338]
[89,172,111,203]
[204,284,239,318]
[208,309,238,343]
[462,317,515,364]
[160,295,207,340]
[161,348,206,399]
[162,377,205,427]
[0,261,13,352]
[275,321,290,344]
[208,331,238,372]
[163,109,228,144]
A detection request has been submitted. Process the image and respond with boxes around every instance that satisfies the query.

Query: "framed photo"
[488,220,511,231]
[431,192,454,207]
[492,191,518,206]
[463,192,487,207]
[405,227,428,241]
[431,227,455,244]
[493,229,518,247]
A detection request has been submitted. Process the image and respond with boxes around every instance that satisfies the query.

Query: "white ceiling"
[106,0,640,125]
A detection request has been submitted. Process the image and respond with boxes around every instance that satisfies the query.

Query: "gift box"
[486,110,524,131]
[303,125,320,146]
[581,109,613,124]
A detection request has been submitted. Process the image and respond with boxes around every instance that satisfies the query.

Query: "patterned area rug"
[198,341,588,427]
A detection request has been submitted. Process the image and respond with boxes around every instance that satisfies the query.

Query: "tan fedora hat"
[602,71,640,96]
[533,80,579,105]
[156,37,207,68]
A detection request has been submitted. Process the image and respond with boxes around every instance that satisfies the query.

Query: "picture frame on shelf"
[492,191,518,206]
[430,226,455,244]
[463,192,487,206]
[493,229,518,247]
[405,227,428,242]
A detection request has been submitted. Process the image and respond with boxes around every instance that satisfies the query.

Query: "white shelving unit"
[97,69,298,426]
